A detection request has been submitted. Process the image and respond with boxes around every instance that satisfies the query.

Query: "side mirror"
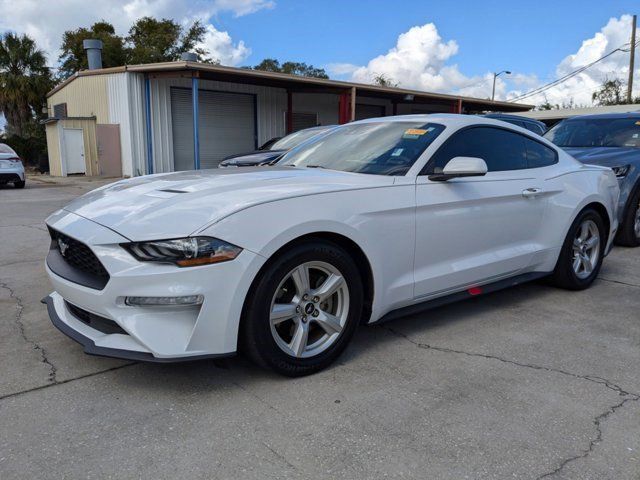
[428,156,488,181]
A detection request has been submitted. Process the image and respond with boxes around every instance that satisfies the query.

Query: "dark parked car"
[219,125,336,167]
[483,113,547,136]
[545,113,640,247]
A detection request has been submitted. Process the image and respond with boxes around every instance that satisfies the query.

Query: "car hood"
[563,147,639,167]
[61,167,393,241]
[220,150,286,167]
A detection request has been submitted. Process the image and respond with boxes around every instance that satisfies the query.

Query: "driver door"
[413,126,550,299]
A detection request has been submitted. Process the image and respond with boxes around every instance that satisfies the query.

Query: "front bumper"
[42,294,231,362]
[44,209,263,362]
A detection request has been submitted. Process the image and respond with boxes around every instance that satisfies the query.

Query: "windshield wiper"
[306,164,327,169]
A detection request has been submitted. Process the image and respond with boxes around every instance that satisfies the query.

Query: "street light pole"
[492,70,511,101]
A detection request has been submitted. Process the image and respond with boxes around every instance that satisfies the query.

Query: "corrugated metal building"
[44,60,533,177]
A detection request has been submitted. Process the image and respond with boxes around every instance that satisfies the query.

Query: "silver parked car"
[0,143,25,188]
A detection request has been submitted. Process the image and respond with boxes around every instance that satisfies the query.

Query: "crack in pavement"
[0,223,48,233]
[382,326,640,480]
[598,277,640,289]
[536,395,639,479]
[0,282,137,402]
[0,363,136,402]
[262,442,298,471]
[0,259,43,268]
[1,282,57,384]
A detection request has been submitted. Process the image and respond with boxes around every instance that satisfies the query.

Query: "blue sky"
[1,0,639,114]
[216,0,639,83]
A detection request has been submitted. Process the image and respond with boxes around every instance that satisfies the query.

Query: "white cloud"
[510,15,638,106]
[329,15,639,107]
[198,24,251,65]
[0,0,270,66]
[329,23,497,99]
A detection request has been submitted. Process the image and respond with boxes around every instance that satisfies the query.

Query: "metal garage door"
[355,103,386,120]
[171,88,257,170]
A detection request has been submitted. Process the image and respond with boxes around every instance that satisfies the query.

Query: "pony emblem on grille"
[58,238,69,257]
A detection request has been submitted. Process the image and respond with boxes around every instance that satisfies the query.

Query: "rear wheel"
[14,180,25,189]
[616,188,640,247]
[241,240,363,376]
[549,209,605,290]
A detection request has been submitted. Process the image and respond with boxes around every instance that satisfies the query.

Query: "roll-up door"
[171,88,257,170]
[171,89,194,171]
[355,103,386,120]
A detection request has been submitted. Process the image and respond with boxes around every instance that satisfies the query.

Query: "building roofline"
[46,60,533,111]
[512,104,640,120]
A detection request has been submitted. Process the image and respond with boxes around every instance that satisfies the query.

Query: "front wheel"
[241,240,363,376]
[549,209,605,290]
[14,180,25,189]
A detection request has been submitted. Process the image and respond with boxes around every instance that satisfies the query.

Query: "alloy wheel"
[269,261,349,358]
[572,219,600,279]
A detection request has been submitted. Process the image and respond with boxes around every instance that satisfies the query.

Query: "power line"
[508,40,637,103]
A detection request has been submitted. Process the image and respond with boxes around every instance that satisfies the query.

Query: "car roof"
[563,112,640,121]
[351,113,534,130]
[302,125,337,132]
[483,113,544,124]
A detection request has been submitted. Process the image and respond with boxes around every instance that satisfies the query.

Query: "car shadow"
[110,279,555,394]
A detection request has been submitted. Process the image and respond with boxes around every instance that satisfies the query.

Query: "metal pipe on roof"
[83,39,103,70]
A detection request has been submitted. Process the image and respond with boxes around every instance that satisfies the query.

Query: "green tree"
[127,17,209,64]
[0,33,51,137]
[592,78,629,106]
[58,21,128,78]
[251,58,329,78]
[536,100,557,110]
[372,73,398,87]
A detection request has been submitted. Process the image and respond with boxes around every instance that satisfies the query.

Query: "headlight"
[122,237,242,267]
[611,165,630,178]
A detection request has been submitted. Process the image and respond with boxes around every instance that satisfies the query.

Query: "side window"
[428,126,527,173]
[525,122,545,136]
[524,137,558,168]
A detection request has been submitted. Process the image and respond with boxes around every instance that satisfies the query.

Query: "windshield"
[270,127,332,150]
[279,122,446,176]
[544,117,640,148]
[0,144,17,155]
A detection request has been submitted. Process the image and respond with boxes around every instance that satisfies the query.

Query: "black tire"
[615,187,640,247]
[241,240,363,377]
[14,180,25,189]
[549,208,605,290]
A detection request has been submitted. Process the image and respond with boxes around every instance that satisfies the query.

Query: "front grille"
[48,228,109,279]
[65,301,127,335]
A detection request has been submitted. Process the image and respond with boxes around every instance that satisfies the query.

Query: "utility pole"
[628,14,636,103]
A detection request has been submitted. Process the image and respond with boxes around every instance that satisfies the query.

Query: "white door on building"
[171,88,257,170]
[62,128,86,175]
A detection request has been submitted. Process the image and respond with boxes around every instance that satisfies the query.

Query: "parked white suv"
[0,144,25,188]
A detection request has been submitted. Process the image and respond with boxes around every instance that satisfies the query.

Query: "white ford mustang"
[44,115,619,376]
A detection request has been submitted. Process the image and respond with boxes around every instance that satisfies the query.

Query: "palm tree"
[0,33,51,137]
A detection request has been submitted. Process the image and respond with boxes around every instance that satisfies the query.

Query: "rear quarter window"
[524,137,557,168]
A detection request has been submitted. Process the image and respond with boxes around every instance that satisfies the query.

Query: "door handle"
[522,187,543,198]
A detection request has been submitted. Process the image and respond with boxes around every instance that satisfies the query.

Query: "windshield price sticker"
[403,128,428,139]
